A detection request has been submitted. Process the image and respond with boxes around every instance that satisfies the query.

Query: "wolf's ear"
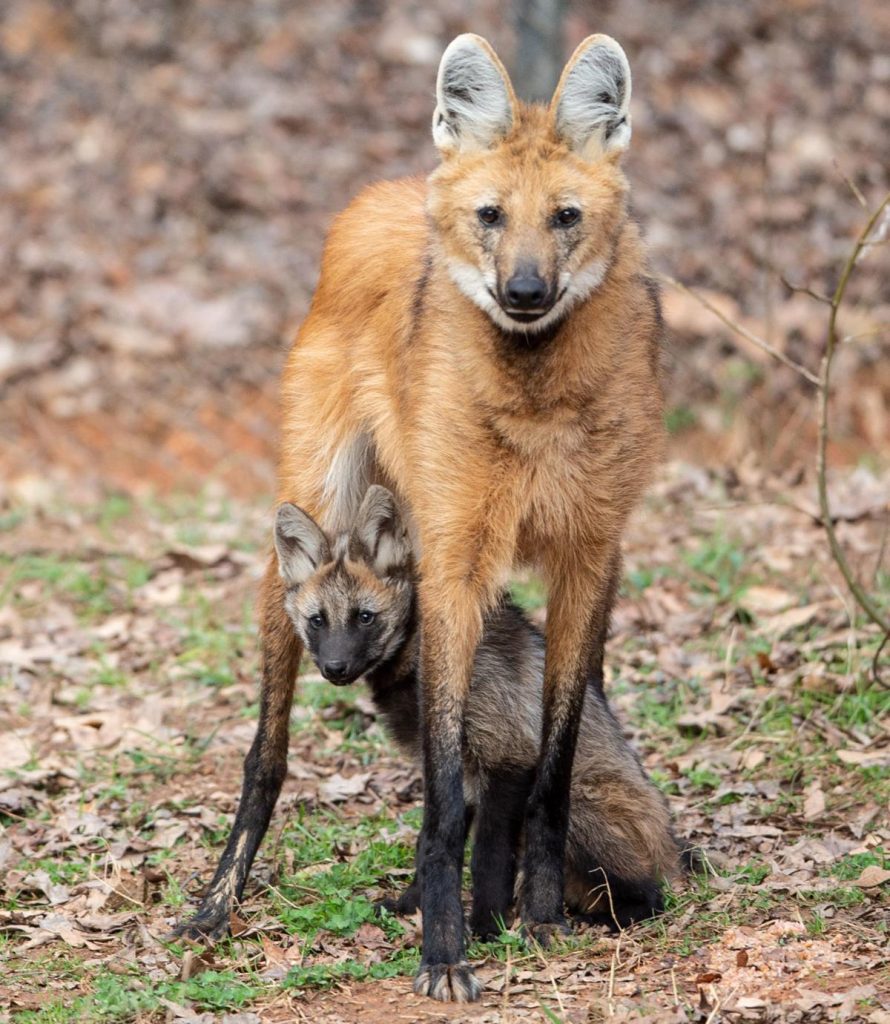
[350,486,412,577]
[433,34,517,155]
[550,35,632,160]
[274,503,330,587]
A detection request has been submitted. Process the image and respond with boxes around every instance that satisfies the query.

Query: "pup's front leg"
[469,767,534,940]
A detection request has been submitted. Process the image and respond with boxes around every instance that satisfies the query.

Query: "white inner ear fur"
[353,486,411,575]
[433,35,514,154]
[274,505,328,587]
[554,37,632,160]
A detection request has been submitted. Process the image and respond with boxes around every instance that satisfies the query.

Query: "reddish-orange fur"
[182,34,665,1003]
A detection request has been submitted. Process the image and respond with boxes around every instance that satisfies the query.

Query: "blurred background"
[1,0,888,504]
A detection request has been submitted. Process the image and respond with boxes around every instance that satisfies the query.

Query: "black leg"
[520,563,617,943]
[469,767,534,940]
[175,563,300,940]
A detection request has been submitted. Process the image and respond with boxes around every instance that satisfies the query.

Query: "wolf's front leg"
[175,559,301,940]
[412,594,482,1003]
[520,557,617,941]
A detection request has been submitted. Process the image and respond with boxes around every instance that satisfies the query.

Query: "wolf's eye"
[308,613,324,630]
[555,207,581,227]
[477,206,503,227]
[358,610,376,625]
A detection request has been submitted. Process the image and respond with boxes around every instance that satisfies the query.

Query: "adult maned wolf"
[178,32,665,1002]
[272,485,681,938]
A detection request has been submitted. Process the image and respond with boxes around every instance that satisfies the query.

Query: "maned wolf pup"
[274,486,681,938]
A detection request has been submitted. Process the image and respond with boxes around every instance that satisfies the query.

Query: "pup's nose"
[504,274,548,310]
[323,661,348,682]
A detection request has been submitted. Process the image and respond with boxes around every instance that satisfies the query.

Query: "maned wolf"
[179,33,665,1002]
[274,486,681,938]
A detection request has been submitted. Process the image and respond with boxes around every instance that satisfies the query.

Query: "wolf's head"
[427,33,633,338]
[274,486,414,685]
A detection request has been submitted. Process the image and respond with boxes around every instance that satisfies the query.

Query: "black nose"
[323,661,348,682]
[504,274,548,311]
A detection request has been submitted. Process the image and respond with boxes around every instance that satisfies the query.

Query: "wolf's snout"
[323,660,349,682]
[504,273,549,311]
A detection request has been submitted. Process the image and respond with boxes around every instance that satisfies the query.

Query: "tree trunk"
[512,0,568,102]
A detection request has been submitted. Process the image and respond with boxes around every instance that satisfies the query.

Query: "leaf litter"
[0,460,887,1022]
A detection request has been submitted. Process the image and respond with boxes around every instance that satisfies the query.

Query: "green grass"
[14,970,265,1024]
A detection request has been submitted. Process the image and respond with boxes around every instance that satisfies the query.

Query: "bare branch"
[835,164,868,209]
[657,273,821,386]
[780,274,833,306]
[817,191,890,669]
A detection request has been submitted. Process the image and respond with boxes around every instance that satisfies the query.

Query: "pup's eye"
[308,614,324,630]
[555,207,581,227]
[358,610,376,625]
[477,206,503,227]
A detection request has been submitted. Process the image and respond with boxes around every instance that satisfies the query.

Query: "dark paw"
[374,890,420,918]
[413,962,483,1003]
[470,908,512,941]
[521,918,572,948]
[170,902,231,943]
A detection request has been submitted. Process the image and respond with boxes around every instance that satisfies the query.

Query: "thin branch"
[657,273,821,386]
[836,165,868,209]
[780,274,833,306]
[842,325,890,344]
[817,191,890,673]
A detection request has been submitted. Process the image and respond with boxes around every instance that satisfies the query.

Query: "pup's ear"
[550,35,632,160]
[350,486,412,577]
[432,34,517,155]
[274,503,330,587]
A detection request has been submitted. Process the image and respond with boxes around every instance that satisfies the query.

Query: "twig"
[837,165,868,209]
[657,273,821,385]
[780,274,833,306]
[817,192,890,681]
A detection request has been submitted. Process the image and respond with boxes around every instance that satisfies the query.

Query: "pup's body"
[179,33,665,1001]
[274,487,681,938]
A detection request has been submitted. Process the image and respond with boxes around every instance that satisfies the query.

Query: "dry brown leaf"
[851,865,890,888]
[317,772,371,803]
[803,782,826,821]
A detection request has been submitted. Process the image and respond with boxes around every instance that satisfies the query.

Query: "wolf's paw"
[169,900,231,943]
[413,961,483,1002]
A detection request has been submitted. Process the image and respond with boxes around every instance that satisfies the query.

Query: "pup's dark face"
[273,486,414,686]
[286,552,413,685]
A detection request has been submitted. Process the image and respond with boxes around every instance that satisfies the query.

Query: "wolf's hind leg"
[174,559,301,940]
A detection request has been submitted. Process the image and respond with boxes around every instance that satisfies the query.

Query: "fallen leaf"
[318,772,371,803]
[803,782,826,820]
[851,865,890,888]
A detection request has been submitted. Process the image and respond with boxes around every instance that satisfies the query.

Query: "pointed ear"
[350,486,412,577]
[550,35,632,160]
[432,34,517,155]
[274,503,330,587]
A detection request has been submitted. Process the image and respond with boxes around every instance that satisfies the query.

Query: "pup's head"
[427,33,632,338]
[274,486,414,685]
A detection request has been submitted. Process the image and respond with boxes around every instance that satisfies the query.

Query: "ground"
[1,463,888,1023]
